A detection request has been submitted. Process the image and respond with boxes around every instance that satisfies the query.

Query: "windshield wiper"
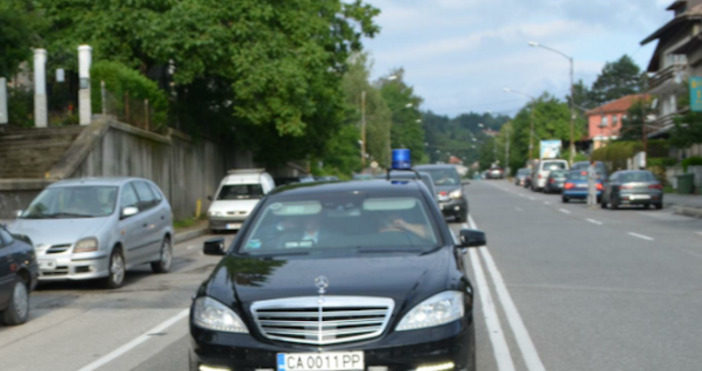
[246,250,311,258]
[356,246,426,254]
[44,212,94,219]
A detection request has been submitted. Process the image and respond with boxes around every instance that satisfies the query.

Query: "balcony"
[648,63,686,94]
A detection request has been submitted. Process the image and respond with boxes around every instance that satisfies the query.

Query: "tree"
[379,69,426,163]
[671,85,702,148]
[567,79,596,111]
[0,0,40,77]
[35,0,381,168]
[619,97,654,141]
[590,55,644,105]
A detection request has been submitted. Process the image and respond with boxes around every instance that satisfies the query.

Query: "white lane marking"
[77,309,189,371]
[695,232,702,237]
[586,218,603,226]
[559,208,571,214]
[628,232,654,241]
[468,248,516,371]
[529,197,536,201]
[187,245,197,250]
[543,201,550,205]
[515,207,523,212]
[469,215,546,371]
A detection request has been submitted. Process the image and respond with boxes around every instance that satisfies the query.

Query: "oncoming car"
[189,178,486,371]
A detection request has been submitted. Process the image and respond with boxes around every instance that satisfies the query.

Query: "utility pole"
[641,97,648,169]
[505,124,510,175]
[529,107,535,163]
[569,56,575,166]
[361,90,366,169]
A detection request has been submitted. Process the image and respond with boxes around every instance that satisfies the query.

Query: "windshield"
[22,186,118,219]
[619,172,655,182]
[240,194,439,256]
[421,168,461,186]
[550,170,567,178]
[217,184,264,200]
[566,171,588,181]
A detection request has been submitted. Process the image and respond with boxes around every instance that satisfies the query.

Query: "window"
[612,115,618,125]
[22,186,118,219]
[217,184,265,200]
[121,183,140,209]
[0,228,13,246]
[133,181,157,210]
[600,116,608,127]
[147,182,163,202]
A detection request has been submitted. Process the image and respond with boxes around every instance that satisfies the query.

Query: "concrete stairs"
[0,126,85,179]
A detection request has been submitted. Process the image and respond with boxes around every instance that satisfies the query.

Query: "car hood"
[209,199,260,214]
[205,247,453,315]
[9,217,111,247]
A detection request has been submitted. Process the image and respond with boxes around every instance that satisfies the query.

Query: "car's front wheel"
[104,247,126,289]
[562,196,569,203]
[2,277,29,325]
[151,237,172,274]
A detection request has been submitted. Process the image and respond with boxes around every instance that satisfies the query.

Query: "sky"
[362,0,673,118]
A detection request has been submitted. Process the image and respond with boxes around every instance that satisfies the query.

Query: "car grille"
[46,244,72,254]
[251,296,394,345]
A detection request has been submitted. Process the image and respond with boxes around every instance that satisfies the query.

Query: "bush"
[682,156,702,172]
[7,86,33,128]
[647,157,677,168]
[90,61,168,129]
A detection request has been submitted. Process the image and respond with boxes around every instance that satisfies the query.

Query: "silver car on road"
[9,177,174,288]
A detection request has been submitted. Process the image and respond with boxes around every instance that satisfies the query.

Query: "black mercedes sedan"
[190,178,485,371]
[414,164,469,223]
[0,224,39,326]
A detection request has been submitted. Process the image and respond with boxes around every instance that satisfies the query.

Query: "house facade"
[641,0,702,138]
[587,95,647,149]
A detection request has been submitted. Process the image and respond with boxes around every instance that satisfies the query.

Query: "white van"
[531,159,569,192]
[207,169,275,231]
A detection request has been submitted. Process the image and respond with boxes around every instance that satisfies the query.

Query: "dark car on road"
[375,170,439,203]
[486,166,504,179]
[190,178,485,371]
[601,170,663,210]
[545,169,568,193]
[415,164,469,222]
[562,170,602,203]
[515,168,531,187]
[0,224,39,326]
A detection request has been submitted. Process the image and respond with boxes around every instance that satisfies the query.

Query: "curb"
[174,226,209,244]
[671,205,702,218]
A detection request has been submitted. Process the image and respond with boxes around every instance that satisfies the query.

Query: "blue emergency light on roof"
[392,148,411,170]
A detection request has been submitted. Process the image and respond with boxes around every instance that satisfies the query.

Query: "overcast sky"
[362,0,673,117]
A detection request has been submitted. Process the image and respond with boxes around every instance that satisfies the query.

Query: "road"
[2,180,701,370]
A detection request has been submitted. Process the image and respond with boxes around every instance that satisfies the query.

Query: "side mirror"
[458,228,486,248]
[207,195,213,201]
[121,206,139,219]
[14,210,23,218]
[204,237,227,256]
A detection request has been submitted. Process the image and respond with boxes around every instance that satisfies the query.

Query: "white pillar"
[0,77,7,125]
[33,49,48,128]
[78,45,92,126]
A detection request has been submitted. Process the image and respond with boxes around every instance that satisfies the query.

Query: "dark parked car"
[515,168,531,186]
[562,170,602,203]
[487,166,504,179]
[0,224,39,326]
[545,169,568,193]
[190,179,485,371]
[415,164,469,222]
[601,170,663,209]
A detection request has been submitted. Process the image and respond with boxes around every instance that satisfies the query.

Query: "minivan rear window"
[542,162,566,171]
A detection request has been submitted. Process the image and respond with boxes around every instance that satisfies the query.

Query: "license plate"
[630,194,650,200]
[226,223,242,230]
[38,259,56,270]
[577,184,588,188]
[277,351,364,371]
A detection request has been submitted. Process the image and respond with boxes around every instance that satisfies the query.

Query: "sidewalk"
[664,193,702,218]
[174,220,210,244]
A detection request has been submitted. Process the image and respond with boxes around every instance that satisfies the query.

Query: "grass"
[663,185,674,194]
[174,215,207,230]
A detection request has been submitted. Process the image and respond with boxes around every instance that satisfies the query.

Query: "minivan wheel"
[151,237,172,274]
[2,277,29,325]
[104,248,125,289]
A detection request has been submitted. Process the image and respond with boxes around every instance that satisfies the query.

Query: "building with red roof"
[587,94,648,149]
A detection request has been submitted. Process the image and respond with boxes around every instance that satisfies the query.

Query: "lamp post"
[503,88,536,162]
[529,41,575,165]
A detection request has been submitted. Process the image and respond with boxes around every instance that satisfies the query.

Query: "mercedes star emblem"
[315,276,329,294]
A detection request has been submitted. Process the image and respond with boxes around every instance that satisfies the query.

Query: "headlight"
[193,297,248,333]
[396,291,464,331]
[73,237,99,253]
[208,210,223,217]
[449,189,462,199]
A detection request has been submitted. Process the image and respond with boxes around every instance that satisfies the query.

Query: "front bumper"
[438,198,468,219]
[209,217,248,231]
[35,252,110,281]
[190,318,474,371]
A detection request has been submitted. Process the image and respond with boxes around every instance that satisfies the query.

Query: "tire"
[455,213,465,223]
[104,247,126,289]
[467,324,476,371]
[151,237,173,273]
[562,197,569,203]
[654,202,663,210]
[611,198,619,210]
[601,198,607,209]
[2,277,29,326]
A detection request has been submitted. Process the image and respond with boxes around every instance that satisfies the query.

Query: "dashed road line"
[529,197,536,201]
[543,201,550,205]
[628,232,654,241]
[586,218,603,226]
[515,207,523,212]
[559,208,571,214]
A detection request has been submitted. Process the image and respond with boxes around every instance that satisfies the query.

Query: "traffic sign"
[690,77,702,112]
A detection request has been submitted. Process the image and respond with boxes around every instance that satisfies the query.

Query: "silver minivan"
[9,177,174,288]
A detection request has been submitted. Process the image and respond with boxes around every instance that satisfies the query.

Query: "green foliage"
[317,124,362,177]
[0,0,41,77]
[682,156,702,172]
[478,137,496,170]
[591,141,642,171]
[379,69,425,164]
[6,87,33,128]
[647,157,677,168]
[91,61,169,128]
[590,55,644,106]
[619,97,654,141]
[671,83,702,147]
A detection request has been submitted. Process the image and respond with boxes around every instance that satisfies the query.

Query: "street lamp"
[503,87,536,161]
[529,40,576,165]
